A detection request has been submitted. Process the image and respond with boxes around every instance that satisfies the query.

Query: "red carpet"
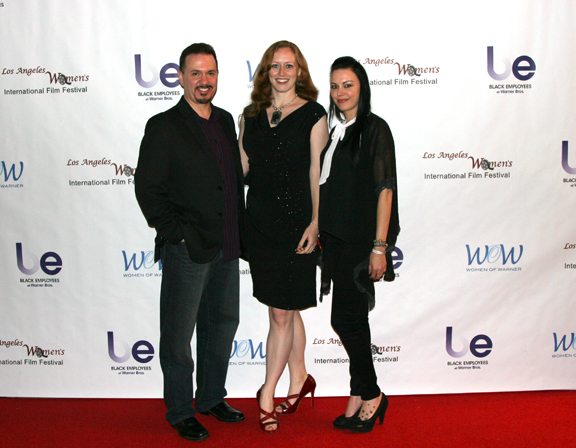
[1,391,574,447]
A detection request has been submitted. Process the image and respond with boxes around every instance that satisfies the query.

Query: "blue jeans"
[159,242,239,425]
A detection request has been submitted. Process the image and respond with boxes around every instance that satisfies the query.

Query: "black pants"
[322,233,381,401]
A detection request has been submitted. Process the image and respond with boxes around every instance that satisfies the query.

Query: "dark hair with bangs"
[329,56,371,163]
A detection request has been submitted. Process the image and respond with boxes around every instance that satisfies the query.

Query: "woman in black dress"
[319,56,399,433]
[239,41,329,433]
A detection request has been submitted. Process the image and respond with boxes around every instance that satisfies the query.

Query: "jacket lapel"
[176,97,218,167]
[218,108,245,183]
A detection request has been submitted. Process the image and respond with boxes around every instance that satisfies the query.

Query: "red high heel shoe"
[277,374,316,415]
[257,386,279,434]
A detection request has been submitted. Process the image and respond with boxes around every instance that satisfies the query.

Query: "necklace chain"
[271,94,298,112]
[270,94,298,125]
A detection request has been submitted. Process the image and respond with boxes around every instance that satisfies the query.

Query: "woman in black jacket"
[319,56,399,433]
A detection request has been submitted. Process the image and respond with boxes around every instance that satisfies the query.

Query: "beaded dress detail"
[243,101,326,310]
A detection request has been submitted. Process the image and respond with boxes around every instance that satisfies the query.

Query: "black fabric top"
[192,107,241,261]
[319,113,399,250]
[241,100,326,310]
[243,101,327,251]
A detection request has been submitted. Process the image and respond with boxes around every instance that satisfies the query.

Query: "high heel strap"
[277,374,316,415]
[257,386,279,434]
[259,408,279,433]
[277,394,299,412]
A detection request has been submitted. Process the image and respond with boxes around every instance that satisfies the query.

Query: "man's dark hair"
[179,43,218,72]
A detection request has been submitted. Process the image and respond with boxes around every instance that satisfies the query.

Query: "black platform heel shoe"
[333,409,360,429]
[348,393,388,433]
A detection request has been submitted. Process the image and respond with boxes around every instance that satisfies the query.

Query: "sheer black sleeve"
[364,114,400,248]
[364,114,397,196]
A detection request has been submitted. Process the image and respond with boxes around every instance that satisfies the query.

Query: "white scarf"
[319,118,356,185]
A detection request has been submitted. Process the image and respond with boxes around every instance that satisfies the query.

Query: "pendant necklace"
[270,94,298,125]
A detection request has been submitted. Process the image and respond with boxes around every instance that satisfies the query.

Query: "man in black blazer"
[135,43,246,442]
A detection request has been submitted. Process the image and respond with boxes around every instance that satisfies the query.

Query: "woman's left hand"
[369,251,387,280]
[296,224,318,254]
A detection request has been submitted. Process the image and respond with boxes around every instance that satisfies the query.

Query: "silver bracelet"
[372,248,385,255]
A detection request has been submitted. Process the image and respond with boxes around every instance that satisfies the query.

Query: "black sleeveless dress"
[243,101,326,310]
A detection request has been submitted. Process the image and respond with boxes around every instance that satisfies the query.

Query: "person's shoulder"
[145,102,181,128]
[366,112,388,128]
[212,104,234,120]
[301,101,326,126]
[365,113,392,135]
[306,100,327,116]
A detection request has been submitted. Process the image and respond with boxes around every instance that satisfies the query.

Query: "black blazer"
[135,97,247,264]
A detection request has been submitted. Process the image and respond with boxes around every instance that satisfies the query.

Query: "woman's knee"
[269,307,294,329]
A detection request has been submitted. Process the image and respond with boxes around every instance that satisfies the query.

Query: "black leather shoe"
[171,417,210,441]
[199,401,245,422]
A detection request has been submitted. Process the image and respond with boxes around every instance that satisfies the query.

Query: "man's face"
[178,53,218,106]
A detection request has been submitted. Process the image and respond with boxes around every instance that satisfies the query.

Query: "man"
[135,43,246,442]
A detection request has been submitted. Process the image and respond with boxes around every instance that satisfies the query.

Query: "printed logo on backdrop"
[422,151,513,181]
[564,242,576,271]
[229,339,266,366]
[0,337,66,366]
[561,141,576,188]
[2,63,90,96]
[122,250,162,278]
[1,161,24,188]
[391,246,403,278]
[107,331,154,375]
[487,46,535,94]
[374,246,403,280]
[246,61,259,89]
[360,56,440,87]
[16,242,62,287]
[312,337,401,365]
[66,157,136,187]
[134,55,181,102]
[552,333,575,359]
[465,244,523,272]
[446,327,492,370]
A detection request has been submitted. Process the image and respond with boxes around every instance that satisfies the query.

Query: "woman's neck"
[271,89,298,108]
[343,111,357,123]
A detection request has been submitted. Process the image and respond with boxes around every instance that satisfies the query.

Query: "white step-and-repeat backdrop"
[1,0,575,398]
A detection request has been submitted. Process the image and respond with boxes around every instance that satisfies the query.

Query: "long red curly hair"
[243,41,319,118]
